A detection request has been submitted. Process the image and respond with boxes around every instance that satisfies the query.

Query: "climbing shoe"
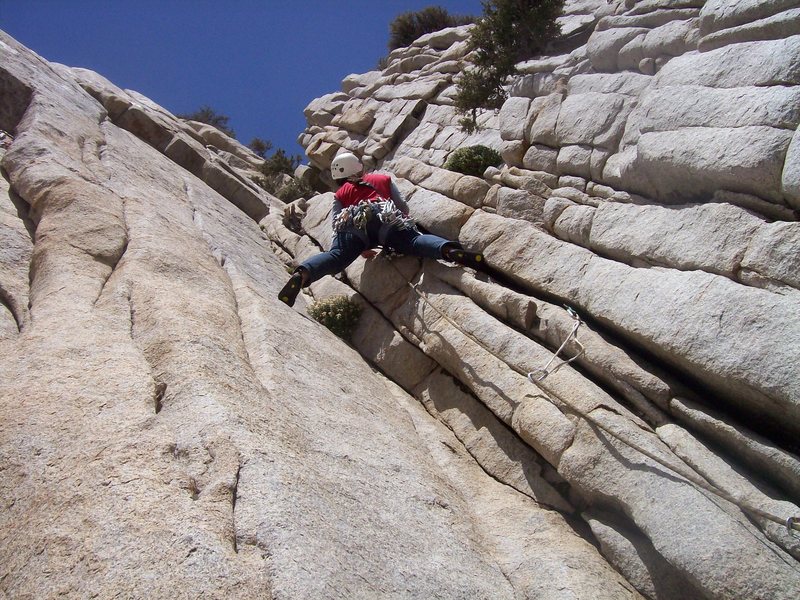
[444,246,485,270]
[278,271,304,307]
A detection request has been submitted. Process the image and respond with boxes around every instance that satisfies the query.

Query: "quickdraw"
[788,516,800,534]
[527,305,585,382]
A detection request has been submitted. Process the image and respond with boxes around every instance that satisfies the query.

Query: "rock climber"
[278,152,484,306]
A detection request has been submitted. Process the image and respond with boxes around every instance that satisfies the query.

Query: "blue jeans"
[300,219,452,284]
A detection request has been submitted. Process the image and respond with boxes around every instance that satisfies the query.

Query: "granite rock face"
[2,1,800,598]
[289,1,800,598]
[0,30,634,600]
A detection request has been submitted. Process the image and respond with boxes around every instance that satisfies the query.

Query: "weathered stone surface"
[5,30,592,599]
[528,93,564,146]
[700,0,800,35]
[607,126,793,204]
[331,98,379,135]
[523,143,558,171]
[424,261,538,331]
[341,69,382,93]
[389,155,434,183]
[406,188,474,240]
[502,165,559,191]
[498,96,531,141]
[288,4,800,598]
[553,202,595,246]
[303,92,348,127]
[555,92,630,147]
[7,1,800,595]
[621,84,800,147]
[496,187,546,223]
[584,510,694,600]
[560,418,800,600]
[415,369,571,511]
[509,71,559,98]
[587,26,650,72]
[740,220,800,292]
[383,53,439,76]
[783,127,800,209]
[459,211,800,434]
[399,381,643,600]
[557,144,594,178]
[360,265,800,600]
[567,72,652,96]
[0,156,32,335]
[452,174,490,208]
[201,158,271,222]
[699,7,800,51]
[598,7,700,31]
[550,186,596,206]
[419,164,462,196]
[655,35,800,87]
[670,397,800,502]
[658,422,800,559]
[588,202,763,277]
[308,273,436,392]
[372,77,444,102]
[617,17,700,72]
[412,25,472,50]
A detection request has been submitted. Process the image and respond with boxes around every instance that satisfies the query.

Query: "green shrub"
[307,295,363,341]
[247,137,273,158]
[276,178,313,202]
[251,143,312,201]
[444,145,502,177]
[252,174,313,202]
[388,6,474,50]
[260,147,301,179]
[455,0,564,132]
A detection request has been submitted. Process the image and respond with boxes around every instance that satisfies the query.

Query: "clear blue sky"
[1,0,484,156]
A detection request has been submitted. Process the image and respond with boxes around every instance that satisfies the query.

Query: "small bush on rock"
[388,6,474,50]
[307,296,363,341]
[444,145,502,177]
[251,145,312,201]
[178,105,236,138]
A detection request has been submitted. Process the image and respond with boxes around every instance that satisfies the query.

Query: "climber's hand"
[361,249,378,259]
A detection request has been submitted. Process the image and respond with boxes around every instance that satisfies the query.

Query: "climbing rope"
[383,256,800,535]
[333,199,418,234]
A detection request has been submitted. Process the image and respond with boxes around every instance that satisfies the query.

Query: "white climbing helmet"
[330,152,363,179]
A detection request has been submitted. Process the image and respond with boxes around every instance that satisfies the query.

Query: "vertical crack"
[1,168,35,331]
[153,381,167,414]
[0,286,20,332]
[128,287,167,416]
[92,233,129,306]
[92,122,128,306]
[231,462,241,553]
[7,184,36,242]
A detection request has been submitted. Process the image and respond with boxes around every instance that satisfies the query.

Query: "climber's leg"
[278,232,366,306]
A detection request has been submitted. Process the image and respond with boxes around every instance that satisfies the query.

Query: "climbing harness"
[527,306,585,382]
[382,257,800,537]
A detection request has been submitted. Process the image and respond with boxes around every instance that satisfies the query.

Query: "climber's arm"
[390,181,410,216]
